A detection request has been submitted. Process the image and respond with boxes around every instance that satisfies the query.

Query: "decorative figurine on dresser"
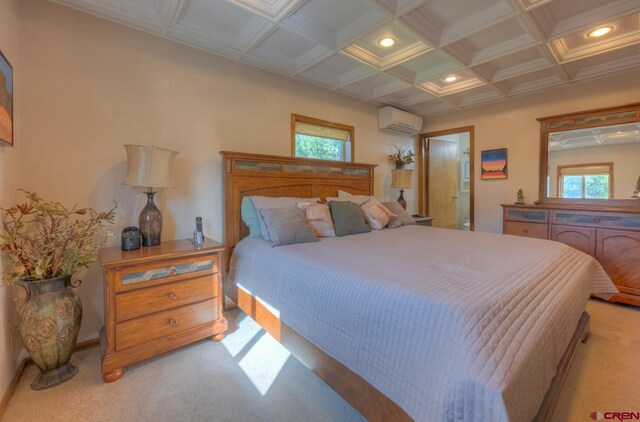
[502,102,640,307]
[99,239,228,382]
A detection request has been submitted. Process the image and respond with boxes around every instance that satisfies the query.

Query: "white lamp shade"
[391,169,413,189]
[123,144,178,188]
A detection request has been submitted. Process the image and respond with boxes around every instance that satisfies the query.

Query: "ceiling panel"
[49,0,640,117]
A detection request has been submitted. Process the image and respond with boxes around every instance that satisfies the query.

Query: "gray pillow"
[329,201,371,237]
[383,201,416,228]
[251,196,319,240]
[258,207,319,247]
[241,197,262,237]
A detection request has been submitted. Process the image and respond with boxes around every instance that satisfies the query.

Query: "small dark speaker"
[121,226,142,251]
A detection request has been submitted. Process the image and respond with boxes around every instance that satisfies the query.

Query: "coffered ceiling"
[50,0,640,117]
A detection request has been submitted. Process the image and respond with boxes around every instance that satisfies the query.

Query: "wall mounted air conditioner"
[378,106,423,136]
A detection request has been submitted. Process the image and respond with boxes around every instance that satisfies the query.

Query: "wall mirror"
[539,103,640,207]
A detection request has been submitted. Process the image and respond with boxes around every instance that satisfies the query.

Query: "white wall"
[0,0,23,403]
[17,0,414,342]
[547,143,640,198]
[422,69,640,233]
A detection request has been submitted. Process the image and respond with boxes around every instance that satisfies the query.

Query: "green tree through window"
[295,134,343,161]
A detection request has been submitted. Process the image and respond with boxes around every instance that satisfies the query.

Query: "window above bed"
[291,114,354,162]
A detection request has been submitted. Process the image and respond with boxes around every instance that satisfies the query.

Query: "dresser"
[99,239,228,382]
[502,204,640,306]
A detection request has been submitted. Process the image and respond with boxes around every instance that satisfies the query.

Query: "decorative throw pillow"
[258,207,319,247]
[297,202,335,237]
[383,201,416,228]
[361,200,397,230]
[337,189,351,198]
[240,197,262,237]
[250,196,319,240]
[329,200,371,237]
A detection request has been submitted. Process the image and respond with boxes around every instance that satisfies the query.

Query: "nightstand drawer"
[505,208,549,223]
[116,254,217,292]
[115,298,219,351]
[504,221,548,239]
[115,275,218,322]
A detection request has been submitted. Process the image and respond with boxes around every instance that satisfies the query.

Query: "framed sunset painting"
[0,49,13,146]
[481,148,507,180]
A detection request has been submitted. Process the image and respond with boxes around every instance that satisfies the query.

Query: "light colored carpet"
[4,300,638,422]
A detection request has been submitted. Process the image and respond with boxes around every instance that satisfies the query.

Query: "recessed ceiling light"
[587,26,613,38]
[378,37,396,48]
[443,75,458,83]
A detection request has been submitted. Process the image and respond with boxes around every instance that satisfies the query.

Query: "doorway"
[418,127,474,231]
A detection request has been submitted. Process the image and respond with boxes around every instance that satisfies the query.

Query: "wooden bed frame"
[220,151,590,422]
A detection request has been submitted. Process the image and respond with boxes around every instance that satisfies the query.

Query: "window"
[291,114,354,162]
[558,163,613,199]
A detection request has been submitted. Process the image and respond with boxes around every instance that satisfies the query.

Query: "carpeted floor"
[4,299,638,422]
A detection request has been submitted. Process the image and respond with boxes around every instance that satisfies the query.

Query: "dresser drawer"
[115,298,219,351]
[504,208,549,223]
[115,275,218,322]
[504,221,548,239]
[553,211,640,231]
[116,254,218,292]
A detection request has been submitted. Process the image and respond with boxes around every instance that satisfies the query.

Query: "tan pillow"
[361,200,396,230]
[297,202,336,237]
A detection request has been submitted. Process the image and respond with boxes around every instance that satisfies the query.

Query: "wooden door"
[596,229,640,302]
[551,224,596,256]
[428,139,458,229]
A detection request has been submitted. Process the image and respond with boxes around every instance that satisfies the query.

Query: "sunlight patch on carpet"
[220,315,263,357]
[238,332,291,396]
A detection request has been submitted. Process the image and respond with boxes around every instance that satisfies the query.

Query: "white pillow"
[250,196,319,240]
[361,200,396,230]
[297,202,335,237]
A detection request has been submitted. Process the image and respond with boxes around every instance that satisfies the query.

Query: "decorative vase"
[15,275,82,390]
[395,162,404,169]
[139,191,162,247]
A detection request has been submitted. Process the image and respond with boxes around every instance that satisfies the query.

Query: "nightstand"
[412,215,434,226]
[99,239,228,382]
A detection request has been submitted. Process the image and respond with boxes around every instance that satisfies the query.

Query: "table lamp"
[123,145,178,247]
[391,168,413,209]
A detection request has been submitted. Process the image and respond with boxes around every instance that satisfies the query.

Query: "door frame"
[418,126,475,231]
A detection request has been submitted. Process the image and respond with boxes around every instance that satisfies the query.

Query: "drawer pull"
[523,213,529,219]
[593,217,601,224]
[169,292,178,300]
[169,319,177,327]
[168,267,177,276]
[522,229,528,234]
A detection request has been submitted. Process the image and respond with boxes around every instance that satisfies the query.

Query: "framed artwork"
[481,148,507,180]
[0,49,13,146]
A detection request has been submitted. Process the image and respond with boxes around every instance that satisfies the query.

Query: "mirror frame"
[538,102,640,209]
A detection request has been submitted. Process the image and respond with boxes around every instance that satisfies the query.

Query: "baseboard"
[0,337,99,421]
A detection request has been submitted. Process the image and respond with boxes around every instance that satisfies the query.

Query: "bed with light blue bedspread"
[228,226,617,422]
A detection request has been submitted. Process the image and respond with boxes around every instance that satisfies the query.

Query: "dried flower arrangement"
[1,190,116,284]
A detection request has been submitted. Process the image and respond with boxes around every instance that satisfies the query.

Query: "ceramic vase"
[15,275,82,390]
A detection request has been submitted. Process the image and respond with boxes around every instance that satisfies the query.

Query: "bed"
[220,151,618,422]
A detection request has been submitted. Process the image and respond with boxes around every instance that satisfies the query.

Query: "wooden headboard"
[220,151,376,268]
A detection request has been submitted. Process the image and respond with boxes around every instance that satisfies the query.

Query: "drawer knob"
[522,229,528,234]
[522,213,529,219]
[593,217,601,223]
[168,267,177,276]
[169,319,177,327]
[169,292,178,300]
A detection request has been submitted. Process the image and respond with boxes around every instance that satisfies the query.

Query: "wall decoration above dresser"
[503,102,640,307]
